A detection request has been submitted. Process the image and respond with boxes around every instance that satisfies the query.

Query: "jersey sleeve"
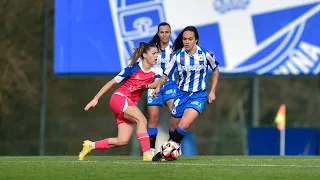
[114,66,132,83]
[155,67,163,78]
[164,53,178,77]
[206,49,219,70]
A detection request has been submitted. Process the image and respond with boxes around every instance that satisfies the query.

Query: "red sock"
[95,138,111,149]
[136,133,150,153]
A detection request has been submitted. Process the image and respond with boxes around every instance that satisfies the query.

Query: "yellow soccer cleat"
[78,140,93,161]
[142,151,153,162]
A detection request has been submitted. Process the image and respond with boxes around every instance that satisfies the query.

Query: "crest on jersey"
[199,54,204,60]
[150,74,155,82]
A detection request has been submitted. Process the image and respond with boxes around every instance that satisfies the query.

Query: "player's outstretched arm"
[157,74,168,89]
[93,79,117,100]
[84,79,117,111]
[208,67,219,104]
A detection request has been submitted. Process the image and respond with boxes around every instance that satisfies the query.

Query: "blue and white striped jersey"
[164,46,219,92]
[154,43,175,82]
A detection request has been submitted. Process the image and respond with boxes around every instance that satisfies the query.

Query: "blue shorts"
[147,81,177,106]
[171,89,208,118]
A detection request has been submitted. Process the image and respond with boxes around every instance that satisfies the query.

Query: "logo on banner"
[109,0,320,75]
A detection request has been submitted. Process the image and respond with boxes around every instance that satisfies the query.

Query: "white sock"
[143,150,151,155]
[92,142,95,149]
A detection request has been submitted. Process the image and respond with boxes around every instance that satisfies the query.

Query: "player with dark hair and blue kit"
[152,26,220,161]
[146,22,177,155]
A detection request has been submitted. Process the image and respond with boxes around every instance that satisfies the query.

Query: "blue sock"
[171,126,188,143]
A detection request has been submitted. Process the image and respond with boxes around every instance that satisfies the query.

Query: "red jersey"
[114,61,163,103]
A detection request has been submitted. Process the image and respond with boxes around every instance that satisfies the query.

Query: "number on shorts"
[173,98,180,108]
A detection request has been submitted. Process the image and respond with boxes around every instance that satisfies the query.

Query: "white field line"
[2,160,320,168]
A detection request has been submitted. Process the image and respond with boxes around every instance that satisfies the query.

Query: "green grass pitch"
[1,156,320,180]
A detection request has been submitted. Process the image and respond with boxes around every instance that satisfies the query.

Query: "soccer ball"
[160,140,181,161]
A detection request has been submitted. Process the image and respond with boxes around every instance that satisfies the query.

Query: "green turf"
[0,156,320,180]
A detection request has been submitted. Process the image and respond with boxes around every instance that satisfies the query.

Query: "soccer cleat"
[78,140,93,160]
[152,152,163,162]
[142,151,153,161]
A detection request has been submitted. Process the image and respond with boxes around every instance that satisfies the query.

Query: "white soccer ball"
[160,140,181,161]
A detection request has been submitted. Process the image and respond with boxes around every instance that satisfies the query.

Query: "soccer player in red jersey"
[79,42,163,161]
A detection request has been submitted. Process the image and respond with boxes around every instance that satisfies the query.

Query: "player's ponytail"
[129,42,145,66]
[149,34,160,49]
[173,26,199,52]
[129,42,157,66]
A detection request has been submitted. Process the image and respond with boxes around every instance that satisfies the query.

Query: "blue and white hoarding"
[54,0,320,75]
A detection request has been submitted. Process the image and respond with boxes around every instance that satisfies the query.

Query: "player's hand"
[84,98,98,111]
[207,91,216,104]
[138,84,149,90]
[152,88,160,98]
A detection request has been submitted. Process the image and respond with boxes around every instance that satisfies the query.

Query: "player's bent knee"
[178,122,190,130]
[117,139,130,146]
[149,116,159,125]
[132,114,147,123]
[136,118,147,125]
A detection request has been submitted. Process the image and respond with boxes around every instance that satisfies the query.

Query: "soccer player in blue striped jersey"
[152,26,220,161]
[146,22,177,155]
